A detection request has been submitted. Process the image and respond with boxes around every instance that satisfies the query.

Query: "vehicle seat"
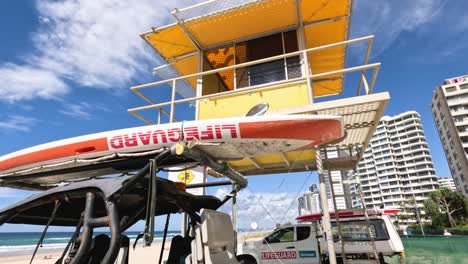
[200,209,239,264]
[167,235,193,264]
[87,234,110,264]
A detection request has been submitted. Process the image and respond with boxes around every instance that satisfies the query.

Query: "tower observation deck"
[128,0,389,176]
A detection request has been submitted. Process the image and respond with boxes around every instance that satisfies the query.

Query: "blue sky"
[0,0,466,232]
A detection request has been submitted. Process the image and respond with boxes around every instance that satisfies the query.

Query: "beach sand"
[0,232,271,263]
[0,241,171,264]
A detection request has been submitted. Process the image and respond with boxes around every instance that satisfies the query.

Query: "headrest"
[200,209,234,250]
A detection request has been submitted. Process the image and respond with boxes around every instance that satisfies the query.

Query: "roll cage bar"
[0,144,247,264]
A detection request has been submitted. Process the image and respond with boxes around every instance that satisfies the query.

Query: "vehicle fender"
[238,245,261,263]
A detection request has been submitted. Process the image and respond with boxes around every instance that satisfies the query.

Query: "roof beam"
[246,157,262,169]
[303,15,348,28]
[279,152,291,167]
[172,9,203,52]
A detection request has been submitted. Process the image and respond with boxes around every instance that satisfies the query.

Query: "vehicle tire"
[237,255,257,264]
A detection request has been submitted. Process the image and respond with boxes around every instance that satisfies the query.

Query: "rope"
[30,200,61,264]
[278,170,314,224]
[55,217,83,264]
[158,214,171,264]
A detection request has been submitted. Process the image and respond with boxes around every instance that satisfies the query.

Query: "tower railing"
[128,35,379,125]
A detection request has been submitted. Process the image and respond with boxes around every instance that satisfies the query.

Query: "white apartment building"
[298,149,355,216]
[353,111,439,225]
[437,177,457,191]
[324,170,351,211]
[322,148,352,211]
[298,185,321,216]
[431,75,468,195]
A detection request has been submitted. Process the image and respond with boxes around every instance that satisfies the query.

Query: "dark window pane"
[247,33,285,86]
[247,33,283,60]
[283,30,298,53]
[296,226,310,241]
[265,227,294,243]
[287,56,301,79]
[331,220,389,241]
[249,60,285,86]
[283,30,301,79]
[445,86,456,92]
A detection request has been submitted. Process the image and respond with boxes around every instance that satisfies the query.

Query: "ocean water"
[0,231,179,255]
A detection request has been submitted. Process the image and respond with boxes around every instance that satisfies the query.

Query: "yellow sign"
[177,170,195,184]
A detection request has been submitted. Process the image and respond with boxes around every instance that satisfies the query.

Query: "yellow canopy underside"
[228,149,316,174]
[144,0,349,97]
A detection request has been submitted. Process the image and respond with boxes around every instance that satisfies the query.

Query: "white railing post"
[362,73,369,95]
[303,50,314,104]
[356,38,373,95]
[369,64,380,94]
[157,108,162,125]
[170,79,177,123]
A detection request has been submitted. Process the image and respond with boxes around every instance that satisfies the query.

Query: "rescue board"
[296,209,401,222]
[0,115,343,183]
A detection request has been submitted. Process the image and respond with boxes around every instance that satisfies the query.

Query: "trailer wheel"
[237,255,257,264]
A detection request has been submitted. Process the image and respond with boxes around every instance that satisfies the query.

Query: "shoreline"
[0,231,271,263]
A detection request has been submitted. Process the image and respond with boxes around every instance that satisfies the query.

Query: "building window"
[461,83,468,90]
[201,30,300,95]
[445,86,456,92]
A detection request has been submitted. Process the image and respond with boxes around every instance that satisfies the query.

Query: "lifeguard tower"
[128,0,389,263]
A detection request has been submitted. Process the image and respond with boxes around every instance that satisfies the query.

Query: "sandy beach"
[0,231,270,263]
[0,241,171,264]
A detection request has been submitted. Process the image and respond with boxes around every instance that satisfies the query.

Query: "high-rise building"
[437,177,457,191]
[431,75,468,195]
[298,184,321,216]
[353,111,439,226]
[299,149,354,215]
[321,148,353,211]
[324,170,351,211]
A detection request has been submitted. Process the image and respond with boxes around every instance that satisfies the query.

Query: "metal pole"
[316,147,337,264]
[354,171,379,263]
[232,182,238,255]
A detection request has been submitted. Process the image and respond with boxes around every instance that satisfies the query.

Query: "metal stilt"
[316,147,337,264]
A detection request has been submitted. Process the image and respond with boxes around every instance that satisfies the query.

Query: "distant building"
[353,111,439,226]
[298,184,321,216]
[431,75,468,195]
[298,150,354,216]
[321,148,353,211]
[437,177,457,191]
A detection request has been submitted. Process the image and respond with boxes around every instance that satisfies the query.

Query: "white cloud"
[0,115,38,132]
[351,0,446,56]
[0,0,202,103]
[59,102,92,120]
[0,63,68,102]
[215,187,299,229]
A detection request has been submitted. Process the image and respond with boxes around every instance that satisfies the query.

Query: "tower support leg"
[316,147,337,264]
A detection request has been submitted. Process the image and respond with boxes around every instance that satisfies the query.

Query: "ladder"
[320,148,381,264]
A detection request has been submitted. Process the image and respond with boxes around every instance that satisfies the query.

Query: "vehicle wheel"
[237,255,257,264]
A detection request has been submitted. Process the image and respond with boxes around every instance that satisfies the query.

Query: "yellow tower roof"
[142,0,351,97]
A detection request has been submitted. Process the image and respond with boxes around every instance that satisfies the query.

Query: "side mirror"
[246,102,269,117]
